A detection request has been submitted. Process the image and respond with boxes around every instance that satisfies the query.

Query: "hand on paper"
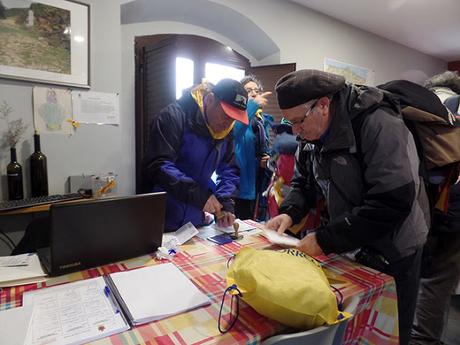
[296,233,324,257]
[203,195,222,214]
[266,213,293,234]
[216,211,236,228]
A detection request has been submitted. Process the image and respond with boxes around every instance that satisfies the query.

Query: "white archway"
[121,0,280,61]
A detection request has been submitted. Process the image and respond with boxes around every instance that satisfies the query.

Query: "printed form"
[23,276,129,345]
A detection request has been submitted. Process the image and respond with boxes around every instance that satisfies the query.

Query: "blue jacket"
[145,84,239,231]
[233,99,269,200]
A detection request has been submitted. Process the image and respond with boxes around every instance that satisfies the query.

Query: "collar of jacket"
[177,83,233,141]
[190,82,235,140]
[314,84,386,154]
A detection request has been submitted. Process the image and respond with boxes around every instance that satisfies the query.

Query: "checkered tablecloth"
[0,232,399,345]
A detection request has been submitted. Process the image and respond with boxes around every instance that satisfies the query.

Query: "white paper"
[109,263,210,325]
[72,91,120,125]
[0,305,34,345]
[23,276,129,345]
[0,253,31,267]
[33,86,73,135]
[262,229,300,247]
[162,222,198,246]
[212,219,257,234]
[0,254,47,287]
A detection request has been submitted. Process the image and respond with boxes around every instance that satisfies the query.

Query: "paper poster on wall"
[33,86,73,135]
[324,58,375,86]
[72,91,120,125]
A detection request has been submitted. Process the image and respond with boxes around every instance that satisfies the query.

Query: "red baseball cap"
[213,79,249,125]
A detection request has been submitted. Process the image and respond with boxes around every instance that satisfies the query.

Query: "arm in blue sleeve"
[145,107,211,209]
[214,137,240,213]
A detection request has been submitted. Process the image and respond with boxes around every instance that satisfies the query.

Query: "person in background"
[267,69,430,345]
[145,78,248,231]
[265,118,297,219]
[409,71,460,345]
[233,75,272,220]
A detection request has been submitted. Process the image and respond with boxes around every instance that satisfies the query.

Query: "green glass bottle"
[7,147,24,200]
[30,130,49,197]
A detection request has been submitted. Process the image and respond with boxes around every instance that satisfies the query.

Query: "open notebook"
[106,263,211,326]
[21,263,210,344]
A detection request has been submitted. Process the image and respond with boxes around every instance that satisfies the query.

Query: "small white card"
[262,229,300,247]
[162,222,198,246]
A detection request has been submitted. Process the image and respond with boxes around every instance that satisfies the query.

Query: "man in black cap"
[267,69,429,345]
[145,78,248,232]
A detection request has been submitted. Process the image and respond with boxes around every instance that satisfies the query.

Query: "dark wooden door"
[135,34,250,193]
[248,63,296,122]
[135,36,176,193]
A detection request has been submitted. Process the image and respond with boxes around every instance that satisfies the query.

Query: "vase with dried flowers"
[1,101,28,200]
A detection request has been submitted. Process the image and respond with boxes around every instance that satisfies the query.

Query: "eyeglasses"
[245,87,261,95]
[290,100,318,126]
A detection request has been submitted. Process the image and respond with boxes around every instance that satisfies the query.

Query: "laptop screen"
[46,192,166,276]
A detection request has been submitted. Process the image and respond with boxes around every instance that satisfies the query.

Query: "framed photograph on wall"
[0,0,90,88]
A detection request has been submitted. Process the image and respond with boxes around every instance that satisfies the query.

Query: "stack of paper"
[0,253,47,287]
[107,263,210,325]
[22,276,129,345]
[0,305,34,345]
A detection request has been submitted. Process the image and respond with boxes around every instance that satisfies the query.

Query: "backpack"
[378,80,460,171]
[355,80,460,213]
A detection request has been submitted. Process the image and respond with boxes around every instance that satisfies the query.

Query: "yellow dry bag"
[225,247,347,330]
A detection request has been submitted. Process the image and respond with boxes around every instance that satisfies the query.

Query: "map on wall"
[324,58,375,86]
[33,86,73,135]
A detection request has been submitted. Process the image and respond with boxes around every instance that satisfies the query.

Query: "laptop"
[38,192,166,276]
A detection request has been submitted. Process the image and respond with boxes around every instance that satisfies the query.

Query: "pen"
[104,285,120,314]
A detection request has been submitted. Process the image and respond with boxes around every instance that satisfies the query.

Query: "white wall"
[214,0,445,84]
[0,0,124,198]
[0,0,448,199]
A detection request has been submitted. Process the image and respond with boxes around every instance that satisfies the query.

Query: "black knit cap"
[275,69,346,109]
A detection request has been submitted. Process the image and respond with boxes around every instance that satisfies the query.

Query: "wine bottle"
[30,130,49,197]
[7,147,24,200]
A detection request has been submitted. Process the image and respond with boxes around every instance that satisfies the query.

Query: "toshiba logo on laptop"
[59,262,82,270]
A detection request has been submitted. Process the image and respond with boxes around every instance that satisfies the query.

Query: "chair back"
[262,295,359,345]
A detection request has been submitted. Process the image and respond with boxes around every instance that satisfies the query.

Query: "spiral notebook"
[106,263,211,326]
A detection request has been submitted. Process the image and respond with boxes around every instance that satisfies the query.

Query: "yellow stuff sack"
[226,247,344,329]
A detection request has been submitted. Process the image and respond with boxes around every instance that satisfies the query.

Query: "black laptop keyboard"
[0,193,85,212]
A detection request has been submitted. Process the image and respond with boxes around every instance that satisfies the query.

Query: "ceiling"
[120,0,279,60]
[291,0,460,62]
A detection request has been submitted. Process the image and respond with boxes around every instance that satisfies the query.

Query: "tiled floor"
[444,295,460,345]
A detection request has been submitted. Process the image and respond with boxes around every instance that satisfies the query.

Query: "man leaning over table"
[266,69,430,345]
[145,79,248,232]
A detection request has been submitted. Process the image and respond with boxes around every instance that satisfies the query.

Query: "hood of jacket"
[318,84,397,154]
